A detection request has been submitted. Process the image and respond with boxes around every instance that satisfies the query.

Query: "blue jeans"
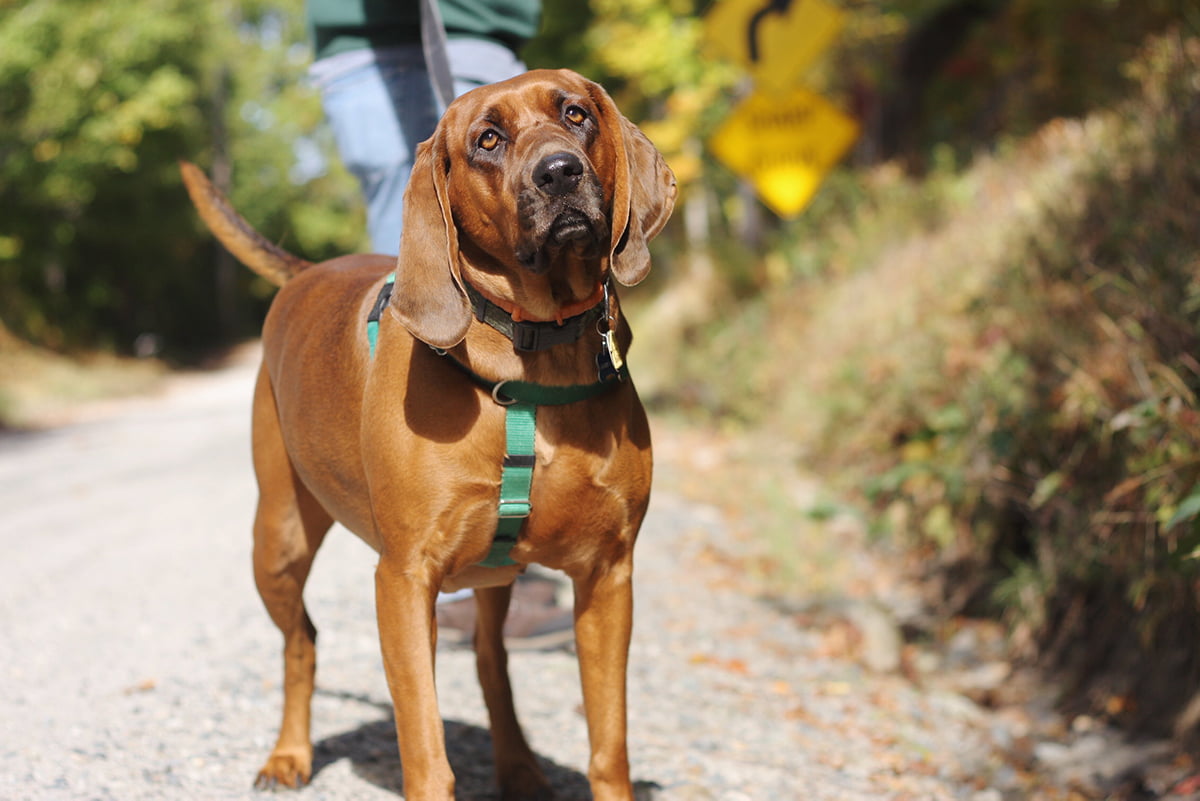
[313,40,526,254]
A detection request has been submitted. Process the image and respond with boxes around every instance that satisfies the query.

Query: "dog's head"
[392,69,677,349]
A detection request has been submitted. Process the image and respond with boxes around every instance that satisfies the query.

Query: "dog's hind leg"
[474,584,553,801]
[248,366,333,789]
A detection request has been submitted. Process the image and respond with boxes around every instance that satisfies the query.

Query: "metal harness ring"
[491,380,517,406]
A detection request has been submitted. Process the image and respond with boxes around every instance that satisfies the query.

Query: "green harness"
[366,273,627,568]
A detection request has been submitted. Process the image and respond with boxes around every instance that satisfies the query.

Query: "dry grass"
[0,325,165,428]
[649,32,1200,735]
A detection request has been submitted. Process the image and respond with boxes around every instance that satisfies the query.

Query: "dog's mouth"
[548,210,595,245]
[514,163,607,274]
[516,203,605,273]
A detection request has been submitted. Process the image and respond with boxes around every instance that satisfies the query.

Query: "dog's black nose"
[533,152,584,196]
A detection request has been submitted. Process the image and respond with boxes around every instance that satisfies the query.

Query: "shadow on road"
[314,716,597,799]
[310,687,640,799]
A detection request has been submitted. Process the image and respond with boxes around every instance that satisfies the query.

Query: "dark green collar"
[462,279,607,353]
[434,348,628,406]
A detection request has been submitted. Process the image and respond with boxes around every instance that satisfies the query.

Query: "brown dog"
[181,68,675,801]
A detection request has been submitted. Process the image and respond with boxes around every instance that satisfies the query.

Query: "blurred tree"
[0,0,360,358]
[876,0,1008,161]
[827,0,1196,169]
[3,0,1191,357]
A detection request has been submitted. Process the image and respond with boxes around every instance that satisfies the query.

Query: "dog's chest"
[521,434,647,543]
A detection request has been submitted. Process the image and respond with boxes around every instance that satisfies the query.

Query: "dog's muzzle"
[516,154,605,272]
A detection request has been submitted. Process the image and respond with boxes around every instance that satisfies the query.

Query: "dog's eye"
[564,105,588,125]
[478,130,502,151]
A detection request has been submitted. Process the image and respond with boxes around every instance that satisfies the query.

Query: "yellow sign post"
[704,0,846,93]
[709,86,859,218]
[704,0,858,217]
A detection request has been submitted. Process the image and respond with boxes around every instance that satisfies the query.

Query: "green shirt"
[308,0,541,61]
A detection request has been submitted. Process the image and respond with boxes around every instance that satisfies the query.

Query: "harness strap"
[435,348,624,568]
[367,273,396,359]
[480,401,536,568]
[365,272,626,569]
[436,348,629,405]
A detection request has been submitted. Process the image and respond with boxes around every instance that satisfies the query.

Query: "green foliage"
[527,0,729,108]
[0,0,360,357]
[819,0,1194,168]
[833,32,1200,579]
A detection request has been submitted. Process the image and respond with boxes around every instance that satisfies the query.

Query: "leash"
[419,0,455,110]
[366,273,627,567]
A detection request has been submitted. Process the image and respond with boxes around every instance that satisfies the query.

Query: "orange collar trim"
[470,281,606,325]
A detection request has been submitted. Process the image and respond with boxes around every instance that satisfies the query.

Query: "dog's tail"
[179,161,311,286]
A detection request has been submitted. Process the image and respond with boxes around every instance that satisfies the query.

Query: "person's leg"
[435,572,575,651]
[316,40,573,649]
[315,46,439,255]
[446,38,527,100]
[315,41,523,253]
[438,41,580,651]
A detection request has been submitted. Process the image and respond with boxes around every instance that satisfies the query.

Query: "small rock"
[845,601,903,674]
[944,661,1012,703]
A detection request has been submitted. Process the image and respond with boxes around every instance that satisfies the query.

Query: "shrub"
[796,32,1200,732]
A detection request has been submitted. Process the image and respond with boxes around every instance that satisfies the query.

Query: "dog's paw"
[253,749,312,791]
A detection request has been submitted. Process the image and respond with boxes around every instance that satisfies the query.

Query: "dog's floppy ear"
[392,126,472,349]
[588,79,677,287]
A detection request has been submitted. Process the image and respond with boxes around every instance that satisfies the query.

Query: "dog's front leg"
[375,557,455,800]
[573,556,636,801]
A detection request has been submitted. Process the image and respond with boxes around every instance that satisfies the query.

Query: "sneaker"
[498,600,575,651]
[434,597,480,648]
[512,571,565,607]
[435,587,575,652]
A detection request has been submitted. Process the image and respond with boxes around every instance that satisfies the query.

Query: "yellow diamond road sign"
[710,86,859,218]
[704,0,846,94]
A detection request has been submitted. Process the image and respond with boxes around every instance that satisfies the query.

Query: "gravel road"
[0,345,1011,800]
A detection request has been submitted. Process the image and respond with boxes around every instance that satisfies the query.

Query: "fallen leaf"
[1172,774,1200,794]
[123,678,156,695]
